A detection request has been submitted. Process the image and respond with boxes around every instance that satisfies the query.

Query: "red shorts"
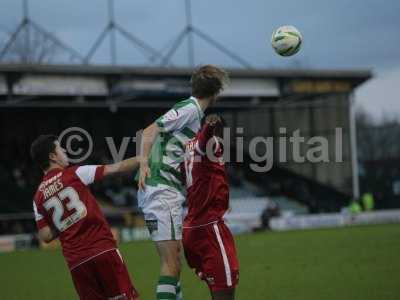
[182,221,239,292]
[70,249,139,300]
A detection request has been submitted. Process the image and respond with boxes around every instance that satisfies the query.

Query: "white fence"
[2,208,400,253]
[270,210,400,231]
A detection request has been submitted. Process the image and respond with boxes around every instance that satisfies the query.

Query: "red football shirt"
[183,123,229,227]
[33,165,117,270]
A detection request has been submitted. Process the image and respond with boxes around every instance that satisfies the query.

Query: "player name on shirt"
[39,172,63,199]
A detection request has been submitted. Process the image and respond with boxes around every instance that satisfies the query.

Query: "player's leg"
[155,240,182,299]
[211,288,235,300]
[154,208,184,300]
[182,227,210,298]
[176,240,185,300]
[202,222,239,300]
[70,260,104,300]
[156,240,182,276]
[92,249,139,300]
[183,225,235,300]
[140,187,185,300]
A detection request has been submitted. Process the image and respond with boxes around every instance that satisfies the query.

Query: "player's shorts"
[182,220,239,292]
[138,184,184,241]
[70,249,139,300]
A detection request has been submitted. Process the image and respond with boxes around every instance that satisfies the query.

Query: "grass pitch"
[0,224,399,300]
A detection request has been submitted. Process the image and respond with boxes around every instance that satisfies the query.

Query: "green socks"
[156,276,183,299]
[157,276,178,300]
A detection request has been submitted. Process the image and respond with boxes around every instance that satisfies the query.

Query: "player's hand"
[138,160,151,191]
[196,270,205,281]
[205,114,221,127]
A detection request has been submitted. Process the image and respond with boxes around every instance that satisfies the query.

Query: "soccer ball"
[271,25,303,57]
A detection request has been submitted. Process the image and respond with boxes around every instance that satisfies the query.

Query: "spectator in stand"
[362,192,375,211]
[261,201,280,229]
[349,199,362,214]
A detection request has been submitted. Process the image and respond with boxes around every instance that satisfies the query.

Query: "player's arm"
[138,122,159,190]
[75,157,140,186]
[197,114,221,154]
[33,202,58,243]
[104,156,140,177]
[38,226,59,243]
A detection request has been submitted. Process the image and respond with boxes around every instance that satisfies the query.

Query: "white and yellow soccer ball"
[271,25,303,57]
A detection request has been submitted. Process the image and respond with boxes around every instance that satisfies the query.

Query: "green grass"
[1,224,400,300]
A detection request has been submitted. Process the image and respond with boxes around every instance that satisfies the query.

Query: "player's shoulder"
[61,165,80,178]
[33,187,43,203]
[172,97,196,110]
[57,165,93,186]
[172,98,202,118]
[160,98,197,123]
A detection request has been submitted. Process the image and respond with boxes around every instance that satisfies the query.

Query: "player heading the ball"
[137,65,229,300]
[182,115,239,300]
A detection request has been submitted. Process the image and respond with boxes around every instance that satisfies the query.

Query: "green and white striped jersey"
[145,96,204,192]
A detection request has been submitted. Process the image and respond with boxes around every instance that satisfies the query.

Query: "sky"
[0,0,399,119]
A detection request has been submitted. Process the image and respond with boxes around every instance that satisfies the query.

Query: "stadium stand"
[0,64,371,238]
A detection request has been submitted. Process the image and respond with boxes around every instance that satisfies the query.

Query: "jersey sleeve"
[33,201,48,230]
[156,103,198,133]
[75,165,105,185]
[196,123,217,156]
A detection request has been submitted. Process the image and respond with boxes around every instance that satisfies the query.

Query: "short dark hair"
[191,65,229,99]
[202,114,227,138]
[30,135,58,170]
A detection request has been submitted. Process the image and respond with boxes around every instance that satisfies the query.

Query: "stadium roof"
[0,64,372,108]
[0,63,372,81]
